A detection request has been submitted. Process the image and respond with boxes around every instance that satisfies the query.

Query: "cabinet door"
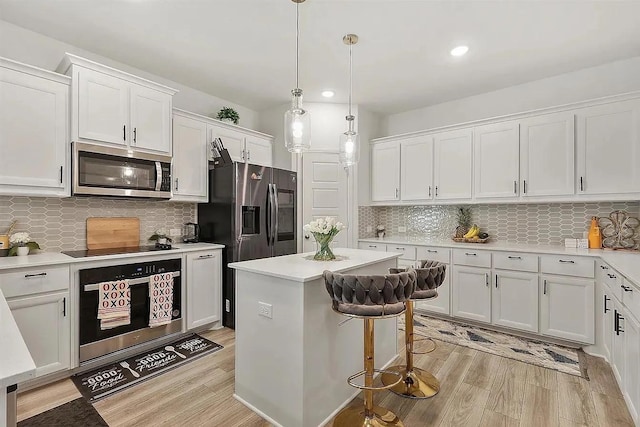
[371,141,400,202]
[0,67,68,196]
[611,300,625,383]
[492,271,538,333]
[130,85,172,154]
[8,292,69,377]
[416,265,450,315]
[186,251,222,329]
[245,135,273,167]
[400,136,433,201]
[78,68,129,145]
[540,275,595,343]
[624,312,640,424]
[520,112,575,197]
[601,286,614,360]
[433,129,473,200]
[576,99,640,195]
[208,124,245,163]
[473,121,520,199]
[452,266,491,323]
[171,115,208,202]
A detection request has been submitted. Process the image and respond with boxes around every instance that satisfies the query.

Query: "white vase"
[158,237,167,245]
[220,118,235,124]
[17,246,29,256]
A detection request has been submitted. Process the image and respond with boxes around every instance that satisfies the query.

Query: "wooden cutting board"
[86,217,140,250]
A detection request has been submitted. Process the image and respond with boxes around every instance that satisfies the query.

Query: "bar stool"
[323,269,416,427]
[381,260,447,399]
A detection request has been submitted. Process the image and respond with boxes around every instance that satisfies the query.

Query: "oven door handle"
[82,271,181,292]
[155,162,162,191]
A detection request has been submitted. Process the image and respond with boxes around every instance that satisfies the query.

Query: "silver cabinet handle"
[175,178,179,191]
[558,259,575,264]
[465,252,477,256]
[604,295,610,313]
[395,247,405,251]
[435,186,438,197]
[25,272,47,278]
[426,249,438,253]
[507,256,522,260]
[133,127,137,144]
[514,180,517,194]
[395,188,399,198]
[428,186,432,197]
[368,245,377,248]
[485,273,489,287]
[247,150,251,161]
[543,279,548,295]
[197,254,214,259]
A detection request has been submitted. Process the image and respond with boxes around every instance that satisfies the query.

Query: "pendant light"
[284,0,311,153]
[339,34,359,167]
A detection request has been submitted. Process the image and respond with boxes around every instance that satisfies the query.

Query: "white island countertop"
[0,288,35,388]
[229,248,402,283]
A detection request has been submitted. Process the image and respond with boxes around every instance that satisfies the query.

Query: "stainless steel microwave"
[72,142,172,199]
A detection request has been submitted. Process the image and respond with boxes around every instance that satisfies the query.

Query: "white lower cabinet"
[186,250,222,330]
[492,271,539,333]
[452,266,491,323]
[417,268,450,315]
[7,291,70,377]
[601,284,614,361]
[612,299,626,384]
[624,312,640,423]
[540,274,595,343]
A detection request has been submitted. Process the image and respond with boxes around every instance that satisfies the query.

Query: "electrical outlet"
[258,302,273,319]
[225,299,231,312]
[398,226,407,233]
[169,228,181,237]
[366,226,373,233]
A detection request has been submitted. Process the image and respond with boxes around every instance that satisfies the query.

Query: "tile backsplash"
[359,202,640,246]
[0,196,195,252]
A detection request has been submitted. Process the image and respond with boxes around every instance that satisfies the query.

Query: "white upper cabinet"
[130,85,172,153]
[58,53,177,155]
[0,58,70,197]
[576,99,640,195]
[209,124,245,163]
[172,113,208,202]
[520,112,575,197]
[433,129,473,200]
[371,140,400,202]
[400,136,433,201]
[474,121,520,199]
[77,68,129,145]
[245,135,273,167]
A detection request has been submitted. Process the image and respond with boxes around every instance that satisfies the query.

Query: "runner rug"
[72,334,223,402]
[404,314,589,378]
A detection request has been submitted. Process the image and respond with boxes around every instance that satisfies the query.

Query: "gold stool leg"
[381,300,440,399]
[333,318,404,427]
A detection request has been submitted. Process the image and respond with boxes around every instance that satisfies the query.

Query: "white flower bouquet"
[376,224,385,238]
[8,232,40,256]
[304,217,345,260]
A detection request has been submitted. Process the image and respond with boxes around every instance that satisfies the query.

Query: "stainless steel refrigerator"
[197,162,297,328]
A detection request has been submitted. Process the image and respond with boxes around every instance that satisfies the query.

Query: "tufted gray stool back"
[390,260,446,300]
[323,270,416,316]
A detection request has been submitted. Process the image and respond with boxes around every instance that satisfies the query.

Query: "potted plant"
[304,217,345,261]
[148,229,172,245]
[8,232,40,256]
[216,107,239,125]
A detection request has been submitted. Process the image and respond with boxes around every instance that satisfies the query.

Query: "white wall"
[0,20,259,128]
[384,55,640,135]
[356,108,381,207]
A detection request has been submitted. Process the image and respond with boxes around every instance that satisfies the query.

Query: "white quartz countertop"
[0,243,225,271]
[0,288,36,387]
[229,248,402,283]
[359,237,640,288]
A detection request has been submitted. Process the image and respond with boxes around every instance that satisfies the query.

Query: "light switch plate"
[366,226,373,233]
[398,226,407,233]
[169,228,182,237]
[258,302,273,319]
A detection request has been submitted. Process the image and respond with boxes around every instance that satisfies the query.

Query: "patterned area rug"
[404,314,588,378]
[18,398,107,427]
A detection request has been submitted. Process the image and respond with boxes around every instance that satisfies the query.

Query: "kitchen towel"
[149,272,174,327]
[97,279,131,330]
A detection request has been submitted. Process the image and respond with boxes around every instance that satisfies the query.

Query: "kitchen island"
[229,248,402,427]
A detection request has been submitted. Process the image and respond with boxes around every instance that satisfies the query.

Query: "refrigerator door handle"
[268,183,276,246]
[273,184,279,246]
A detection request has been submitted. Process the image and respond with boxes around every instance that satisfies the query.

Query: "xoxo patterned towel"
[97,280,131,330]
[149,272,174,328]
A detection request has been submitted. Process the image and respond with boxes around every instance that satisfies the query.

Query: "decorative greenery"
[148,229,172,243]
[456,207,472,227]
[304,217,345,261]
[8,232,40,256]
[216,107,240,124]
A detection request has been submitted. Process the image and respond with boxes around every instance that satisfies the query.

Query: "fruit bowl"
[452,236,490,244]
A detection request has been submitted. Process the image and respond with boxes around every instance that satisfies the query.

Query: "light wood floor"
[18,327,634,427]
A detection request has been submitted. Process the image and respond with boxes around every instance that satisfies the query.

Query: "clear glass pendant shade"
[339,129,360,166]
[284,89,311,153]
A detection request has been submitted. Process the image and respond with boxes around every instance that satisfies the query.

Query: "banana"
[463,225,479,239]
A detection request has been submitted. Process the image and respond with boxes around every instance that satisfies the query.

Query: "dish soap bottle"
[588,216,602,249]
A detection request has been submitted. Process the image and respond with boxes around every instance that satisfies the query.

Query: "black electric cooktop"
[62,245,177,258]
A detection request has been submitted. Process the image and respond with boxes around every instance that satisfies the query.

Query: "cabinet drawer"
[0,266,69,298]
[622,279,640,321]
[387,245,416,260]
[416,246,450,264]
[540,255,594,278]
[358,242,387,252]
[452,249,491,268]
[493,253,539,273]
[604,268,624,301]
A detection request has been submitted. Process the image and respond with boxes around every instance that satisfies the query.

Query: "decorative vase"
[312,233,336,261]
[17,246,29,256]
[220,118,235,124]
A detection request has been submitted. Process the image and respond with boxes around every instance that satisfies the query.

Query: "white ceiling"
[2,0,640,114]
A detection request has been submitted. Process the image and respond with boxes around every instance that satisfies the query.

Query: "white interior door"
[302,152,350,253]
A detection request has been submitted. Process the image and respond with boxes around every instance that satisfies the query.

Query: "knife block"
[212,148,232,168]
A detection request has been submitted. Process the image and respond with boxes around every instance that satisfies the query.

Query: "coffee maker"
[182,223,200,243]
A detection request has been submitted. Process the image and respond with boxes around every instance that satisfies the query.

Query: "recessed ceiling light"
[321,90,335,98]
[450,45,469,57]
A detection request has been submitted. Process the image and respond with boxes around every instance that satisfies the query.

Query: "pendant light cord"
[348,39,353,117]
[295,1,300,90]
